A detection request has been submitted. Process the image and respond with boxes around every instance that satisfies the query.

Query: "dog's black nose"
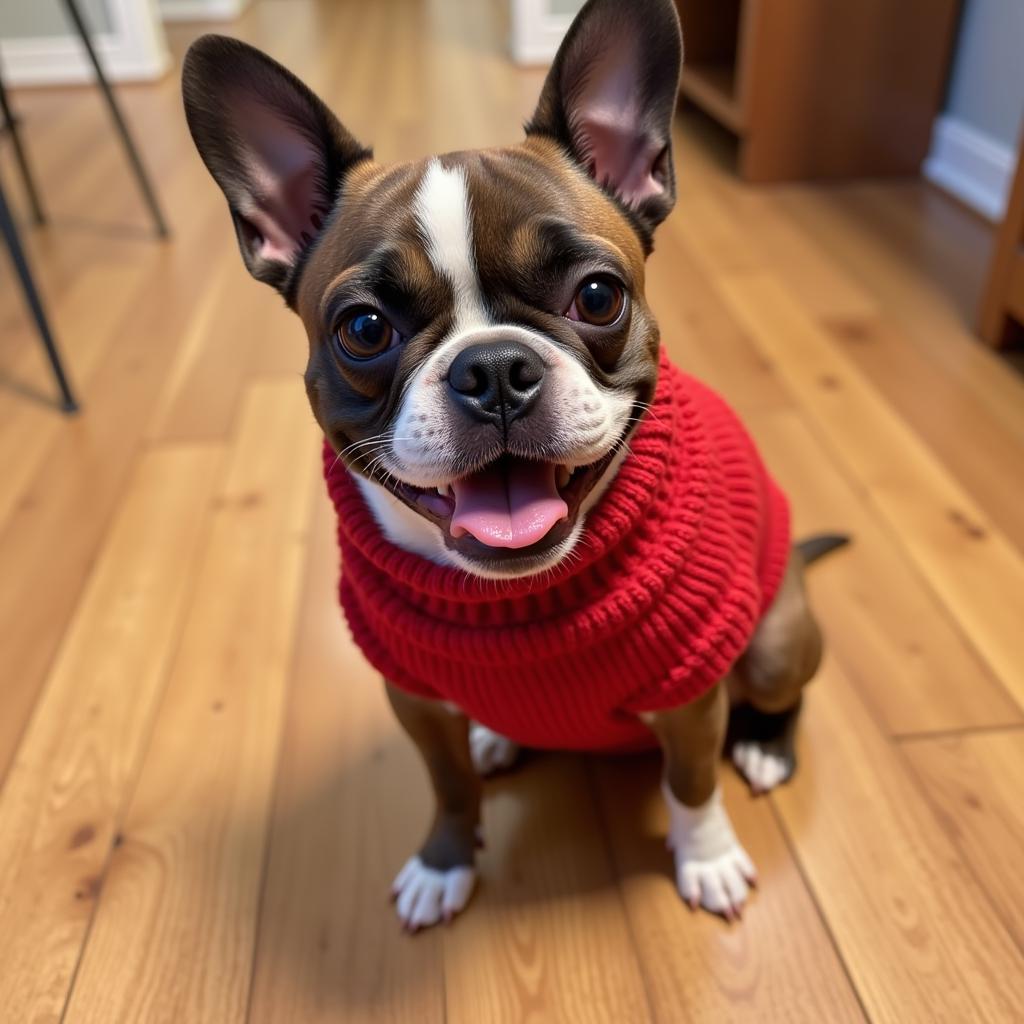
[447,341,545,426]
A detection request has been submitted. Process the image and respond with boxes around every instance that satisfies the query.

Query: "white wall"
[0,0,113,37]
[945,0,1024,148]
[0,0,169,85]
[924,0,1024,221]
[159,0,252,22]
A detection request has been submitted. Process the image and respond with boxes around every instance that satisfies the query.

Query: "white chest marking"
[414,160,488,334]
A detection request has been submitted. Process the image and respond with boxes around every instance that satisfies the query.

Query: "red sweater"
[323,353,790,752]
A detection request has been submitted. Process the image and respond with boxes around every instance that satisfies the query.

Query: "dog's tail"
[796,533,851,566]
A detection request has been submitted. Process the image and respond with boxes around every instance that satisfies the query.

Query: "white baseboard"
[509,0,573,65]
[0,0,170,86]
[159,0,252,22]
[923,115,1016,222]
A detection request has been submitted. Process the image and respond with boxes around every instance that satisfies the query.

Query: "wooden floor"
[1,1,1022,1020]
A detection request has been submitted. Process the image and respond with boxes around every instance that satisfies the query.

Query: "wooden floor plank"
[716,272,1024,709]
[248,481,448,1024]
[143,259,265,444]
[774,658,1024,1023]
[649,220,793,416]
[61,380,318,1024]
[822,314,1024,554]
[0,444,221,1024]
[592,756,865,1023]
[844,183,992,327]
[776,187,1024,446]
[686,180,879,324]
[667,169,1024,555]
[748,408,1019,735]
[0,163,230,784]
[444,753,653,1024]
[903,730,1024,952]
[0,263,147,532]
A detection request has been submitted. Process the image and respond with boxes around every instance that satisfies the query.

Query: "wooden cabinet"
[674,0,962,183]
[979,138,1024,348]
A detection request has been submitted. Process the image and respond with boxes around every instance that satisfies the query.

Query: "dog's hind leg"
[468,721,521,776]
[728,541,837,794]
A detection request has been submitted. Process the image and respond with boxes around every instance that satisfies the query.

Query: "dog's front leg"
[643,681,757,921]
[385,682,481,931]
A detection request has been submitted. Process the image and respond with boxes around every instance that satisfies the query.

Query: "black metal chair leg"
[60,0,169,239]
[0,176,78,413]
[0,72,45,226]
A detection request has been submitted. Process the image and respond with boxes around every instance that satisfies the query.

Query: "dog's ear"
[182,35,370,295]
[526,0,682,240]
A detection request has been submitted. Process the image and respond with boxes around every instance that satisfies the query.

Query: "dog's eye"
[566,276,625,326]
[336,308,397,359]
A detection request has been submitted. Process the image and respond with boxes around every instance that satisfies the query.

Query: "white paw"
[675,845,756,921]
[391,856,477,932]
[663,782,757,921]
[732,742,790,794]
[469,721,520,776]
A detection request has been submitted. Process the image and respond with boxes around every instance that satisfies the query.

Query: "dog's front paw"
[662,781,757,921]
[469,721,520,776]
[674,845,756,921]
[391,856,477,932]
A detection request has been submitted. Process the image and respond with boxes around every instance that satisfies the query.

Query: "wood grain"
[592,756,865,1023]
[444,754,652,1024]
[748,408,1019,735]
[739,0,959,182]
[0,155,232,783]
[0,445,220,1024]
[649,219,792,416]
[822,315,1024,555]
[248,480,448,1024]
[903,730,1024,951]
[775,186,1024,445]
[0,263,146,531]
[774,658,1024,1022]
[61,381,318,1024]
[716,272,1024,708]
[665,167,1024,554]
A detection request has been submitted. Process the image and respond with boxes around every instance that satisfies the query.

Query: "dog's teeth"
[436,484,451,498]
[556,465,572,489]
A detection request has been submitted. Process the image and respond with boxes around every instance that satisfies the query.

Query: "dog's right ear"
[182,35,370,296]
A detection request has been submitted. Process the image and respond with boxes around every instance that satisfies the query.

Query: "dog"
[183,0,846,932]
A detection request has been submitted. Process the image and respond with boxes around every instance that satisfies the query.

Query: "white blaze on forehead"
[414,159,488,333]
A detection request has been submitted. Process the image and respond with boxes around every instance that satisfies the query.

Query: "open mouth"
[385,451,618,561]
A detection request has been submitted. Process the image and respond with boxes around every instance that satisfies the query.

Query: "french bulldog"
[183,0,846,932]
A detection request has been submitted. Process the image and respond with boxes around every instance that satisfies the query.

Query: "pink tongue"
[450,461,569,548]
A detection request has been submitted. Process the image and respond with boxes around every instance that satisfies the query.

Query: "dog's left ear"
[526,0,682,241]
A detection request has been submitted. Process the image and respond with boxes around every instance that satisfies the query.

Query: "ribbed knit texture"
[323,352,791,752]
